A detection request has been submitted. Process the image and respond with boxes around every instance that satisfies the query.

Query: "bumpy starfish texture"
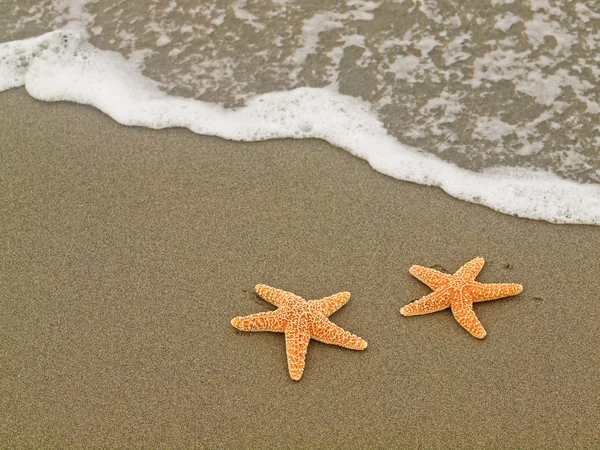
[231,284,367,380]
[401,257,523,338]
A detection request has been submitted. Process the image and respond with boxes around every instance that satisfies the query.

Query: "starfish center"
[448,277,467,290]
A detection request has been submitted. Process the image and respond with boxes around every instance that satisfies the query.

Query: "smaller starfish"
[231,284,367,380]
[400,257,523,338]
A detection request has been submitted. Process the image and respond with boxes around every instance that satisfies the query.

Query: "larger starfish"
[400,257,523,338]
[231,284,367,380]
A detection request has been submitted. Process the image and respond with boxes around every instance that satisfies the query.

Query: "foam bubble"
[2,30,600,225]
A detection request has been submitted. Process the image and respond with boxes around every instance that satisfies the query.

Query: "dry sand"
[1,88,599,448]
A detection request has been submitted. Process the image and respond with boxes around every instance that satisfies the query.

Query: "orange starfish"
[231,284,367,380]
[400,257,523,338]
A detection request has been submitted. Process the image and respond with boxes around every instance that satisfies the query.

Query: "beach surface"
[1,88,599,448]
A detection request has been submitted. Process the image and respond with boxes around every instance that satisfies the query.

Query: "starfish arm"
[400,290,452,316]
[308,291,351,317]
[255,284,299,307]
[467,282,523,302]
[454,257,485,281]
[285,319,311,380]
[450,301,487,339]
[409,265,452,290]
[310,315,367,350]
[231,310,287,332]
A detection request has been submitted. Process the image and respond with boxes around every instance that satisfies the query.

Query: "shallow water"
[1,0,599,223]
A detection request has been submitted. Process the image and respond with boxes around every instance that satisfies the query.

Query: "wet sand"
[1,88,599,448]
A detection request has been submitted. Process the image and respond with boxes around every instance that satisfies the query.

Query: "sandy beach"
[1,88,599,448]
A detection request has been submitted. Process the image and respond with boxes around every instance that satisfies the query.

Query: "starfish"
[400,257,523,339]
[231,284,367,380]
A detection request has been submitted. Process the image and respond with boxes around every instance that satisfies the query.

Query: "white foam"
[524,13,576,53]
[286,1,379,80]
[473,117,515,143]
[231,0,265,31]
[2,30,600,225]
[494,12,521,32]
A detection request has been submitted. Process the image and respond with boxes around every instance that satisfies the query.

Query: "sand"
[1,88,599,448]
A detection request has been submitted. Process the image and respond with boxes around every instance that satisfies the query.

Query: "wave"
[2,30,600,224]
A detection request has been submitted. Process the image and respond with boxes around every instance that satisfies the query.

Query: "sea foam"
[2,30,600,225]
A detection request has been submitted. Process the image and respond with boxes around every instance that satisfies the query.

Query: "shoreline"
[1,88,599,448]
[2,29,600,224]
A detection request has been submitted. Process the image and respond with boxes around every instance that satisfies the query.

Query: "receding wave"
[2,29,599,224]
